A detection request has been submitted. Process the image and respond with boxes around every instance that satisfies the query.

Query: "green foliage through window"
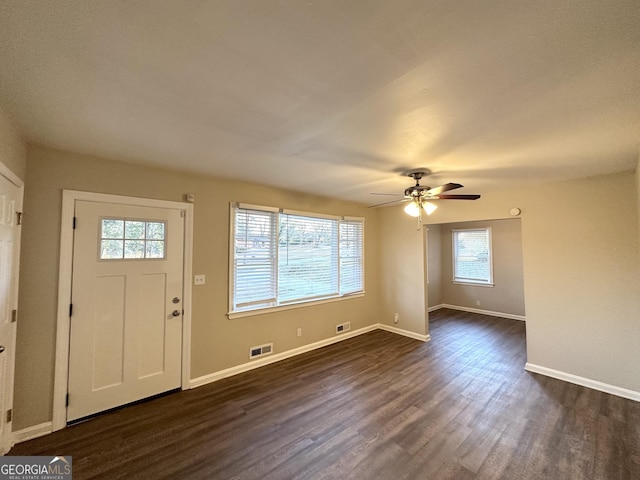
[100,219,166,260]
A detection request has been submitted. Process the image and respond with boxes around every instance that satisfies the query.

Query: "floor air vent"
[249,343,273,360]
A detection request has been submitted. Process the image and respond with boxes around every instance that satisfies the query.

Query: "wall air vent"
[249,343,274,360]
[336,322,351,334]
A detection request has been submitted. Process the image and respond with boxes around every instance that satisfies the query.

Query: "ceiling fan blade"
[426,182,463,196]
[367,198,410,208]
[431,194,481,200]
[369,192,404,196]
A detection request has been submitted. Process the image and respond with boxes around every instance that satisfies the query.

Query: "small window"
[100,218,166,260]
[452,228,493,286]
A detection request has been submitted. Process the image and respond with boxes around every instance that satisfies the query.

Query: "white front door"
[67,200,184,422]
[0,168,23,454]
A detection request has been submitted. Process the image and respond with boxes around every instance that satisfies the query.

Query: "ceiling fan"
[369,168,480,225]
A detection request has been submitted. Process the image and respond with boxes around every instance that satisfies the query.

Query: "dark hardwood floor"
[10,309,640,479]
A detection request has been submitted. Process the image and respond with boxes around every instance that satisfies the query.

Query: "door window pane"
[100,218,166,260]
[101,239,124,259]
[125,221,145,239]
[102,219,124,239]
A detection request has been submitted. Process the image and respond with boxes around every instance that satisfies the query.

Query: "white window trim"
[452,227,494,287]
[228,292,365,319]
[228,203,365,317]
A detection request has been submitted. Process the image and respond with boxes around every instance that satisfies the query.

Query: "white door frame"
[0,161,23,453]
[53,190,193,431]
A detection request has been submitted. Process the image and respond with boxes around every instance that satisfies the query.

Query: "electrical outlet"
[394,313,400,324]
[194,275,206,285]
[476,300,481,306]
[297,328,302,337]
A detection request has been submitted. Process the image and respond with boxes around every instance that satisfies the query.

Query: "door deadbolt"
[172,297,180,304]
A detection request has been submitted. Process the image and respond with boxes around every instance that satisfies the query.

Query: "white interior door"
[0,169,22,454]
[67,200,184,422]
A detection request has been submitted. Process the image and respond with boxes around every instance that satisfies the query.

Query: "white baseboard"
[13,422,53,445]
[377,324,430,342]
[190,324,381,389]
[525,363,640,403]
[432,304,526,322]
[13,324,432,444]
[190,323,429,389]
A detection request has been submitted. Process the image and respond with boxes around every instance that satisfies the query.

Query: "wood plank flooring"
[10,309,640,479]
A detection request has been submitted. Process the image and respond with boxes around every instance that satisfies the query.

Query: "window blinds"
[339,220,364,295]
[233,208,277,309]
[231,205,364,313]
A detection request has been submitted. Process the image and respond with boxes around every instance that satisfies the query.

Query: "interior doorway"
[425,218,526,320]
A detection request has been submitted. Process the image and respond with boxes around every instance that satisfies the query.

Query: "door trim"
[0,161,24,454]
[53,190,193,432]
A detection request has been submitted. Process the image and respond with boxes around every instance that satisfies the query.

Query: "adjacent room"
[0,1,639,478]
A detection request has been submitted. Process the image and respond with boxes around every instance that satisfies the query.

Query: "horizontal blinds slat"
[236,203,279,213]
[233,208,277,309]
[281,209,340,220]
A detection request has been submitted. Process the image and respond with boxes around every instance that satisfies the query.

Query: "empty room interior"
[0,1,639,478]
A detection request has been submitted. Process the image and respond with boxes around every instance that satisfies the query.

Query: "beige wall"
[519,173,640,393]
[435,219,525,317]
[383,170,640,393]
[426,224,442,308]
[0,107,26,180]
[13,142,640,430]
[14,145,382,430]
[377,207,428,335]
[636,155,640,241]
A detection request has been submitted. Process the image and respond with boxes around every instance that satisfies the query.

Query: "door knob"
[172,310,181,317]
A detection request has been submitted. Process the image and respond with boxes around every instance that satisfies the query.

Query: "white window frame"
[228,203,365,318]
[452,227,494,287]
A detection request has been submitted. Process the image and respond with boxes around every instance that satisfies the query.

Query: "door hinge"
[66,394,69,407]
[6,409,12,423]
[180,210,186,218]
[72,217,77,229]
[16,212,22,225]
[11,309,17,323]
[69,304,73,317]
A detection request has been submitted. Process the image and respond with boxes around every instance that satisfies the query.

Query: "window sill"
[452,281,494,288]
[228,292,365,320]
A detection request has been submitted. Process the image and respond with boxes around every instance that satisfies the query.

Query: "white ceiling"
[1,1,639,204]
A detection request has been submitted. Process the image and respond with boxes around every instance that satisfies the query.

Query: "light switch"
[194,275,206,285]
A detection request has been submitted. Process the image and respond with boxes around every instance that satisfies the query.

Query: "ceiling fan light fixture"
[423,201,437,215]
[404,201,421,217]
[404,199,437,218]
